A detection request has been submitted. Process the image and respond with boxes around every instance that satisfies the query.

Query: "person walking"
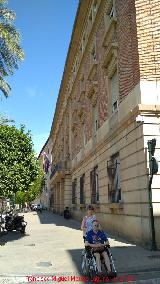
[81,205,96,242]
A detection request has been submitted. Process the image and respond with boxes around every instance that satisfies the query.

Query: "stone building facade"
[49,0,160,248]
[38,138,52,209]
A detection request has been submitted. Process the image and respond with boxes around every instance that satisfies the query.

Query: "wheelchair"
[82,245,117,280]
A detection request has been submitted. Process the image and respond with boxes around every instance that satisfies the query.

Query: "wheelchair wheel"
[82,255,88,276]
[112,271,117,278]
[88,257,97,280]
[89,269,97,280]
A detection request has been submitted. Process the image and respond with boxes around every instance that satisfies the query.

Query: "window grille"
[72,179,77,204]
[107,153,121,203]
[90,166,99,204]
[80,174,85,204]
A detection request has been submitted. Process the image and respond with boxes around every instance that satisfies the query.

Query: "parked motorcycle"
[0,213,6,235]
[63,207,71,219]
[5,211,27,234]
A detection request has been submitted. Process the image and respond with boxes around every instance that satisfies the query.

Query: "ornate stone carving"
[71,121,78,133]
[102,17,117,48]
[77,106,84,117]
[102,7,118,78]
[86,80,98,106]
[91,92,98,107]
[86,80,98,98]
[78,109,85,124]
[103,46,118,81]
[88,62,98,81]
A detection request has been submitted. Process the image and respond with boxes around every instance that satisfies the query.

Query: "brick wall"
[135,0,160,81]
[96,17,109,128]
[83,54,92,142]
[116,0,140,101]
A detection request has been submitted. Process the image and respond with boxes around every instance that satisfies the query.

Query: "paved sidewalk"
[108,233,160,277]
[0,211,160,284]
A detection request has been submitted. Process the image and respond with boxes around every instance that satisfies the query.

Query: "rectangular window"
[90,166,99,204]
[91,43,96,62]
[80,174,85,204]
[79,44,82,53]
[110,70,119,113]
[104,1,116,30]
[50,192,54,206]
[72,179,77,204]
[82,33,86,52]
[89,10,93,22]
[109,5,116,19]
[93,0,98,15]
[82,123,86,147]
[92,104,98,137]
[73,65,76,79]
[107,153,121,203]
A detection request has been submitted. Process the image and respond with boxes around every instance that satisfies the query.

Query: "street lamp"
[147,138,158,251]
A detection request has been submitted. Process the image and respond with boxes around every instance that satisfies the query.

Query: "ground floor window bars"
[90,165,99,204]
[72,179,77,204]
[80,174,85,204]
[107,153,121,203]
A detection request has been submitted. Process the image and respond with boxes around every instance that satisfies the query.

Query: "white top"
[82,214,96,236]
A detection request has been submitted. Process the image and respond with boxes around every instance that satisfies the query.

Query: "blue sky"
[0,0,78,155]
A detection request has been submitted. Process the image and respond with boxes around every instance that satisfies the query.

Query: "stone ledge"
[109,203,124,210]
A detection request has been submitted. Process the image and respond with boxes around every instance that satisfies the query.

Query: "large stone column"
[55,185,58,213]
[59,180,62,215]
[57,182,60,214]
[64,174,72,208]
[60,179,65,213]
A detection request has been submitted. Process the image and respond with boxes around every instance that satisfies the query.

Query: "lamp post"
[147,138,158,251]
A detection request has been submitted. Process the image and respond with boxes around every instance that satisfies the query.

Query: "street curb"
[0,276,160,284]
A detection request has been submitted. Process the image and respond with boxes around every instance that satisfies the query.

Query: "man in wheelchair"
[85,220,113,277]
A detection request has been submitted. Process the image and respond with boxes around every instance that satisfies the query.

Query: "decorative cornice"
[49,0,92,139]
[51,0,107,140]
[50,0,113,144]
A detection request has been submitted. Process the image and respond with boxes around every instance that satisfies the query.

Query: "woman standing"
[81,205,96,242]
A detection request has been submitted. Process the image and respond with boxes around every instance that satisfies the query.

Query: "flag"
[42,152,50,174]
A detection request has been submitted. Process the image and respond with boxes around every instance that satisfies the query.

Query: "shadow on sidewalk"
[36,211,81,230]
[67,248,82,273]
[0,231,29,245]
[67,246,160,283]
[66,247,126,275]
[67,248,129,284]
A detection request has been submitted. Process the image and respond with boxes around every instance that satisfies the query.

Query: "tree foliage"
[0,124,40,199]
[0,0,24,97]
[0,113,14,125]
[15,167,43,204]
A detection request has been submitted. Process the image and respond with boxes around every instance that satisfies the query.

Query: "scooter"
[63,207,71,219]
[5,211,27,234]
[0,213,6,235]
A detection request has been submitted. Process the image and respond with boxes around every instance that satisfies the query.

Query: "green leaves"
[0,125,41,201]
[0,76,11,97]
[0,0,24,98]
[0,114,14,125]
